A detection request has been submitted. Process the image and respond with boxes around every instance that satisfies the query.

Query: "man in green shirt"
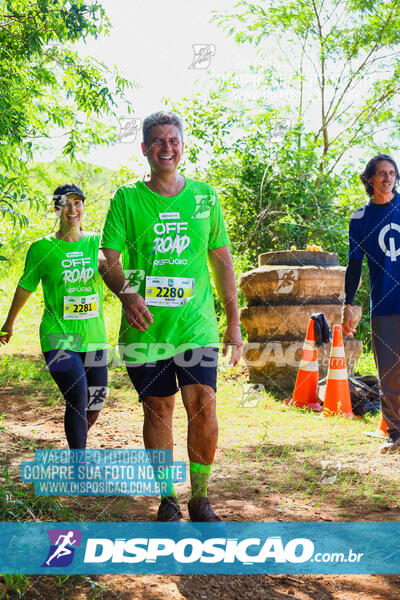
[99,111,242,522]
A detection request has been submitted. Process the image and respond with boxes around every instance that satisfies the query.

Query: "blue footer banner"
[1,522,399,574]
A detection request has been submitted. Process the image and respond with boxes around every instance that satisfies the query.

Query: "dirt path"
[1,366,400,598]
[20,573,400,599]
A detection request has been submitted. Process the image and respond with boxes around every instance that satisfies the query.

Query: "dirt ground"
[1,375,400,599]
[18,573,400,599]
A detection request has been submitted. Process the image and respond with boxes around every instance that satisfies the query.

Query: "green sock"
[156,465,177,501]
[190,461,213,500]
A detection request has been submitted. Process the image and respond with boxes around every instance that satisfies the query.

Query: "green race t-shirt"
[101,178,229,363]
[18,232,107,353]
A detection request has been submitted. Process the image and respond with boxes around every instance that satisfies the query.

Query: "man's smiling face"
[369,160,397,196]
[141,124,184,175]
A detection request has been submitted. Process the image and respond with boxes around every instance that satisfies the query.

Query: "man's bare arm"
[208,245,242,366]
[98,248,153,332]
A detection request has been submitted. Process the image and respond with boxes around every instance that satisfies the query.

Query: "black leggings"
[43,349,108,449]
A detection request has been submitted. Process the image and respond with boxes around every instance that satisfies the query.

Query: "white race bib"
[63,294,99,320]
[145,276,195,307]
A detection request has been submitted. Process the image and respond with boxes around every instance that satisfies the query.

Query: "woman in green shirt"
[1,184,108,449]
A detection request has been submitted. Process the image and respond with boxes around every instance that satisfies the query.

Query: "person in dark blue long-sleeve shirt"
[342,154,400,454]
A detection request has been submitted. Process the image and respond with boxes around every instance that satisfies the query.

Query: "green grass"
[354,350,377,376]
[0,467,77,522]
[0,574,112,599]
[221,441,396,511]
[16,437,41,452]
[213,376,400,516]
[0,574,31,599]
[0,354,52,386]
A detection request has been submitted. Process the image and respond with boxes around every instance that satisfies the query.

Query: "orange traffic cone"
[323,325,354,418]
[284,319,321,411]
[363,412,388,439]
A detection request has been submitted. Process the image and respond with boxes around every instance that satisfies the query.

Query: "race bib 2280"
[145,276,195,307]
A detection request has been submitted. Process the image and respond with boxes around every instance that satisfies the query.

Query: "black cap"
[53,183,85,208]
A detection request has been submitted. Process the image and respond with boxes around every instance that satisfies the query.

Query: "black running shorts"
[125,346,218,401]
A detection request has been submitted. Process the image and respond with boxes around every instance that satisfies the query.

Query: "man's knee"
[186,388,217,424]
[143,396,175,425]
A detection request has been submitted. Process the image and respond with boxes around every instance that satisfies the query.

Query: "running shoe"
[379,436,400,454]
[188,497,222,522]
[156,496,182,522]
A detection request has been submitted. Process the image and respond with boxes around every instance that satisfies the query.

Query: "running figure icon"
[45,531,77,566]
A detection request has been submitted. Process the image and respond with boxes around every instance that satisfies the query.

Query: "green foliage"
[354,351,377,376]
[0,0,133,230]
[111,163,141,190]
[170,0,400,347]
[213,0,400,166]
[215,128,348,262]
[0,159,115,273]
[172,81,350,265]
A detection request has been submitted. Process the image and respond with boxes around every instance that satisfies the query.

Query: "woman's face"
[369,160,397,196]
[59,193,84,228]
